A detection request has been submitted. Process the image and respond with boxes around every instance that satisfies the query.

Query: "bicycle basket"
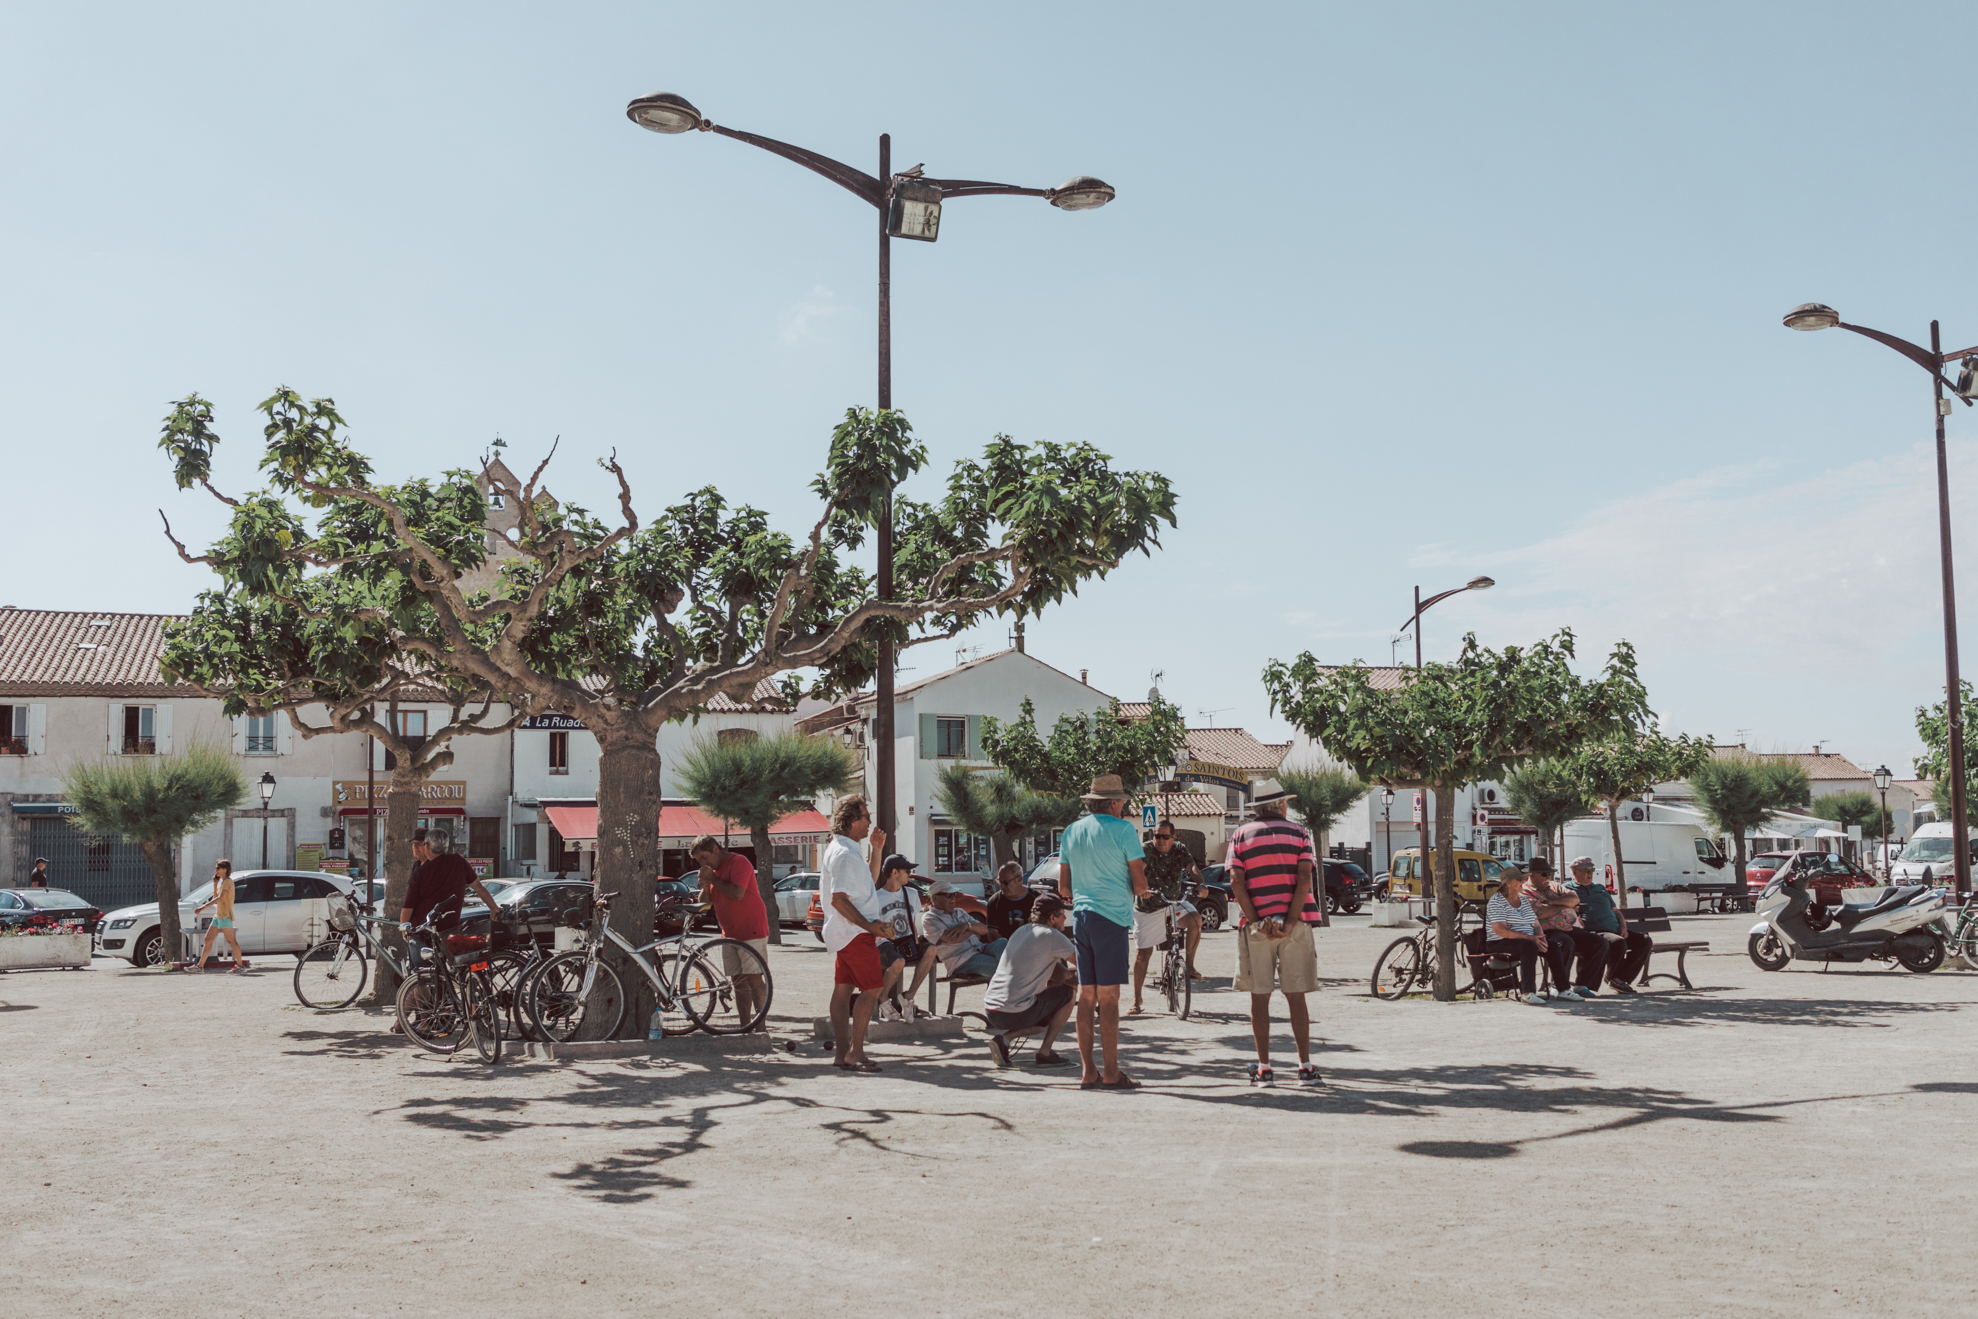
[324,892,357,933]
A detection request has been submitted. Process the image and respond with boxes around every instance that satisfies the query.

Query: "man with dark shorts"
[821,796,890,1072]
[1570,855,1652,992]
[1057,775,1150,1090]
[399,827,498,971]
[982,895,1076,1068]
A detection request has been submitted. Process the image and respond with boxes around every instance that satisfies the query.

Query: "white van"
[1561,816,1731,903]
[1889,822,1976,885]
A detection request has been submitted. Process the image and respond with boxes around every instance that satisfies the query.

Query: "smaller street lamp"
[1401,576,1496,668]
[1874,764,1893,878]
[258,772,277,870]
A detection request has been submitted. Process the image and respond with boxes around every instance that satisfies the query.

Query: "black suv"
[1323,860,1375,914]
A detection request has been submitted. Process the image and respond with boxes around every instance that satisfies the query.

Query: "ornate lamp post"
[258,771,277,869]
[626,92,1115,844]
[1786,304,1977,896]
[1380,786,1395,878]
[1874,763,1893,879]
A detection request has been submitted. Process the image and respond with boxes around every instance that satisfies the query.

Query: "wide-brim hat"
[1079,774,1130,803]
[1248,778,1289,810]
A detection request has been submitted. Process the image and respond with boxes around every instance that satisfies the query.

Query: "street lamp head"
[1046,176,1115,211]
[1381,787,1396,807]
[625,92,705,134]
[258,771,276,804]
[1874,764,1892,791]
[1783,302,1842,331]
[1466,576,1496,591]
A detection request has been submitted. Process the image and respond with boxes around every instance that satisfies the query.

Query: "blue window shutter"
[919,713,936,760]
[966,715,983,761]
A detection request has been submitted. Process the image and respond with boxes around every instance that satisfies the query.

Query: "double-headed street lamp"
[1400,577,1495,669]
[626,92,1115,841]
[1786,303,1978,897]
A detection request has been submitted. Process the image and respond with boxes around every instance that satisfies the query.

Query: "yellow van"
[1387,847,1508,905]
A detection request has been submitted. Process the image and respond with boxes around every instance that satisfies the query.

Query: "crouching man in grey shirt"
[981,894,1078,1069]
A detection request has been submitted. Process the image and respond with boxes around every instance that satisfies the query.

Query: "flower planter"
[0,932,93,972]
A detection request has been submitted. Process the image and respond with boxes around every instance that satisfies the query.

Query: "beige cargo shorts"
[1233,920,1318,995]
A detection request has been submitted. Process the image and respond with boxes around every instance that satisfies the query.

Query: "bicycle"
[395,920,504,1063]
[1936,893,1978,966]
[524,891,772,1041]
[1370,911,1476,999]
[293,890,409,1009]
[1155,901,1194,1021]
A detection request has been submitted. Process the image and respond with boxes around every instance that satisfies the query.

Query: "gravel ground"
[4,910,1975,1317]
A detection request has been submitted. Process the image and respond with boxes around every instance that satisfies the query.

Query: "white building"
[805,649,1118,885]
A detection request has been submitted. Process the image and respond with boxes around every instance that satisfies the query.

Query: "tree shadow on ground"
[1566,995,1970,1030]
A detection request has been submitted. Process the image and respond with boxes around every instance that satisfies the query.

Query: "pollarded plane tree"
[157,401,537,1000]
[161,391,1176,1036]
[1263,632,1653,1001]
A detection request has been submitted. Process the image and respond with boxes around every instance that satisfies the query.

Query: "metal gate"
[25,819,159,911]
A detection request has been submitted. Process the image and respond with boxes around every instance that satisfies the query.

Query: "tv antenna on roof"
[1148,668,1164,703]
[1198,706,1233,728]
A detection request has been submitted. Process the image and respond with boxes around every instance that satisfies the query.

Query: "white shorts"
[1132,900,1198,950]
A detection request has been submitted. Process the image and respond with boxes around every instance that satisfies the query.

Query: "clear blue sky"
[4,3,1974,778]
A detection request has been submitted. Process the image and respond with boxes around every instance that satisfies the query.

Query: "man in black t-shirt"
[986,863,1039,939]
[399,828,498,969]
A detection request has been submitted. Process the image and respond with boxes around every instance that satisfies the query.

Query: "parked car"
[1193,866,1232,932]
[1742,853,1794,889]
[1385,847,1507,907]
[774,872,821,926]
[0,888,103,934]
[1751,851,1876,898]
[1026,855,1062,893]
[457,879,597,949]
[1323,859,1375,914]
[98,870,353,967]
[655,878,717,932]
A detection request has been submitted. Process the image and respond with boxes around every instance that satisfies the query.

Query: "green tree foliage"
[933,763,1080,873]
[1688,754,1812,891]
[1562,731,1713,904]
[673,733,859,945]
[1915,683,1975,837]
[158,390,1177,1036]
[1502,759,1592,863]
[62,744,246,965]
[1823,790,1879,834]
[1276,762,1366,854]
[1264,631,1652,999]
[979,694,1189,809]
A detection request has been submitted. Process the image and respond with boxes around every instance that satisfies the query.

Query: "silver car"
[773,872,821,926]
[97,870,354,967]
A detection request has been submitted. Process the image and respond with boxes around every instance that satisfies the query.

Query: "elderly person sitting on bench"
[1568,856,1652,993]
[920,880,1007,981]
[1484,871,1550,1004]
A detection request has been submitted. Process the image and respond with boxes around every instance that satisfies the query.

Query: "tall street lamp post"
[1380,786,1395,877]
[258,771,277,869]
[1786,303,1978,897]
[1396,576,1495,907]
[1874,763,1893,879]
[626,92,1115,843]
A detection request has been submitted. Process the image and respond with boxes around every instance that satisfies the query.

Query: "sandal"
[1098,1073,1140,1090]
[835,1059,883,1073]
[1125,1006,1145,1016]
[1032,1051,1070,1067]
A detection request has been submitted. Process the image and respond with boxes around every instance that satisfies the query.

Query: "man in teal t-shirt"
[1055,775,1149,1088]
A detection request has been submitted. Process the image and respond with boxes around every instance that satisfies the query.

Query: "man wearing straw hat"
[1227,778,1322,1086]
[1055,775,1150,1090]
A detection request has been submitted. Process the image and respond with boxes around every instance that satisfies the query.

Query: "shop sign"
[332,780,467,805]
[1177,759,1249,791]
[520,714,586,731]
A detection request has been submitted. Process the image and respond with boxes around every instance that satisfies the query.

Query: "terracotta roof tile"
[1150,791,1229,817]
[1183,728,1290,772]
[0,608,193,697]
[1710,747,1873,781]
[702,678,795,713]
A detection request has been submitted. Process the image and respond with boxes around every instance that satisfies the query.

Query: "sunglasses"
[1155,833,1173,840]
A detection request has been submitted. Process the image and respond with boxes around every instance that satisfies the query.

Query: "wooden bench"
[924,960,990,1015]
[1617,905,1708,989]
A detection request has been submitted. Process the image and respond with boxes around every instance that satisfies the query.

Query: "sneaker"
[877,1001,903,1023]
[1569,986,1597,1001]
[1529,988,1551,1002]
[1296,1063,1324,1086]
[900,1001,919,1022]
[987,1033,1011,1069]
[1248,1062,1274,1087]
[1609,981,1637,995]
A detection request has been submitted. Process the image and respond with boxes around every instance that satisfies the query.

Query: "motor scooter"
[1748,868,1946,972]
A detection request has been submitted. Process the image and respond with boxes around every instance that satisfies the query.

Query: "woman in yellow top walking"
[192,859,248,973]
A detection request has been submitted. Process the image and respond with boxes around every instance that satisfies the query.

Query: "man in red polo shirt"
[1226,779,1322,1087]
[691,834,771,1032]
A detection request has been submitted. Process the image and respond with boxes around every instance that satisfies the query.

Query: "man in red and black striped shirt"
[1226,779,1321,1086]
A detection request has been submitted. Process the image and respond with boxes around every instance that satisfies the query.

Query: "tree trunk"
[750,822,781,946]
[589,735,662,1039]
[991,828,1017,876]
[1432,783,1459,1001]
[1732,828,1748,895]
[1607,802,1626,909]
[368,766,428,1005]
[141,837,180,967]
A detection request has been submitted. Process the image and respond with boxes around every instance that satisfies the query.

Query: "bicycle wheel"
[294,936,368,1010]
[1160,945,1182,1015]
[1958,923,1978,968]
[464,971,503,1064]
[1371,937,1424,999]
[484,949,535,1040]
[525,951,625,1043]
[396,970,466,1053]
[679,939,772,1034]
[1171,945,1193,1021]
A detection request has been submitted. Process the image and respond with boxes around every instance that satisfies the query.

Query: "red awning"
[542,804,598,842]
[539,803,830,849]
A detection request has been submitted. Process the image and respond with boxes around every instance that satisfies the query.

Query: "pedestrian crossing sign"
[1143,804,1157,829]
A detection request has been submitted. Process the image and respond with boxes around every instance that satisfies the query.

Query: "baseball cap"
[881,853,915,877]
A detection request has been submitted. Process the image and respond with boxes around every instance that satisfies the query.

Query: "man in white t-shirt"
[981,895,1077,1068]
[820,795,890,1072]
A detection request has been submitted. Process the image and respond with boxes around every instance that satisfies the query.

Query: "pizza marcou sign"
[332,780,467,805]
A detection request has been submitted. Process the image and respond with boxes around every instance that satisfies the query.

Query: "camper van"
[1561,815,1731,904]
[1889,821,1977,886]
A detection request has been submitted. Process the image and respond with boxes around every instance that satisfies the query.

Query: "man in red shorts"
[821,795,889,1072]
